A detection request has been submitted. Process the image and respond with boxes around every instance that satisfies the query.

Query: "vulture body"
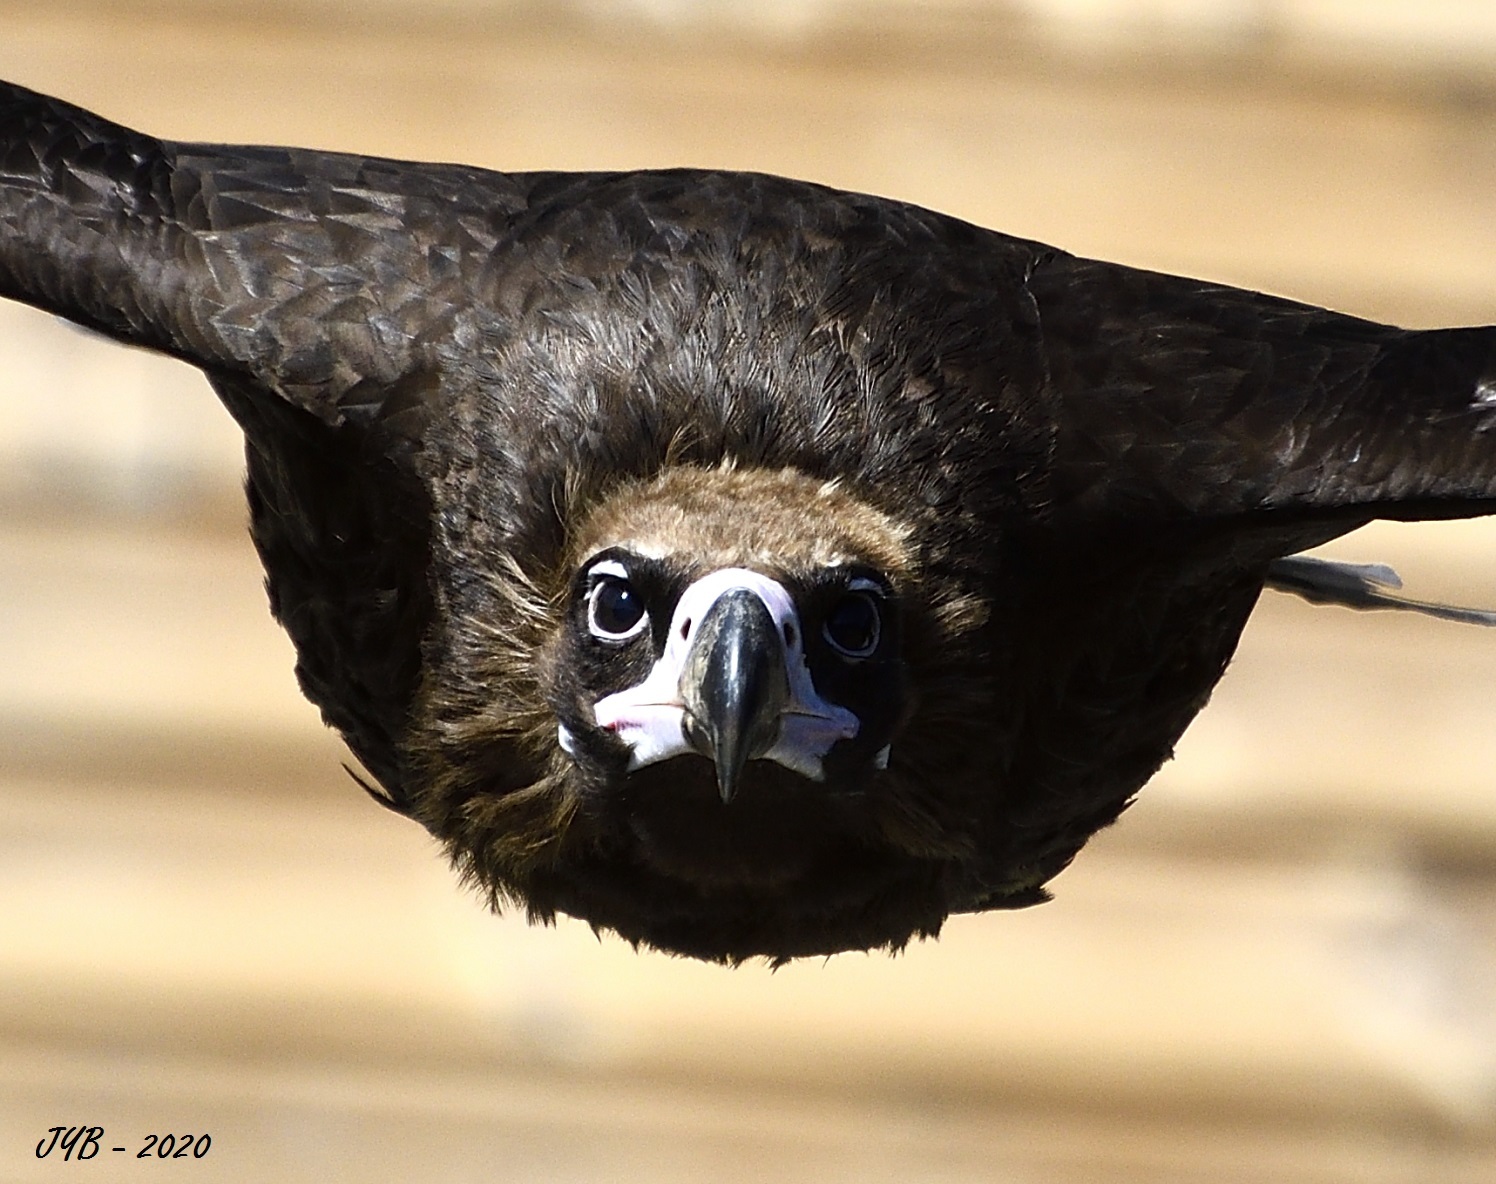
[2,81,1493,962]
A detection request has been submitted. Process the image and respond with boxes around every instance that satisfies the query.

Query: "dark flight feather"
[2,80,1494,962]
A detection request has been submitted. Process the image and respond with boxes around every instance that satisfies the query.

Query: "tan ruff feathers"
[569,464,916,581]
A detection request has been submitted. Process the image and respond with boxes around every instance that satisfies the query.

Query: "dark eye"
[588,577,648,642]
[823,591,881,659]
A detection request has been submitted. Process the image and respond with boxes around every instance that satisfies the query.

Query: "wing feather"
[0,80,537,428]
[1030,253,1496,531]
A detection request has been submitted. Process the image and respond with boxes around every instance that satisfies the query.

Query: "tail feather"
[1266,554,1496,626]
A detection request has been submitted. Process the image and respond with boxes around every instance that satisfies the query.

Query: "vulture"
[2,80,1493,963]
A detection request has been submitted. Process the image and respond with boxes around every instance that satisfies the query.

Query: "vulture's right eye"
[588,576,648,642]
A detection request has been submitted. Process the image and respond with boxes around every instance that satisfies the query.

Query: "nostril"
[681,618,692,640]
[783,622,796,647]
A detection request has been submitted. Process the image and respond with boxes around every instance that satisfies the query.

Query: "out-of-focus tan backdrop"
[1,2,1495,1180]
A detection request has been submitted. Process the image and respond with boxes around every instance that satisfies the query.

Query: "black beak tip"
[680,588,790,805]
[716,767,739,805]
[682,711,746,804]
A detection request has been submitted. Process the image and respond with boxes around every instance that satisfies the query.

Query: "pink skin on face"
[581,567,859,780]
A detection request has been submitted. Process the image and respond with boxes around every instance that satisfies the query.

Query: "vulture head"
[554,467,911,795]
[413,464,1004,962]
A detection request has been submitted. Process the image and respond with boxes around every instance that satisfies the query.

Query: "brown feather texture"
[2,80,1494,961]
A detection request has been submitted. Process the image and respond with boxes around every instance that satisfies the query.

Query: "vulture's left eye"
[823,590,882,659]
[588,577,648,642]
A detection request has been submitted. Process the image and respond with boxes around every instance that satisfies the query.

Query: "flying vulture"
[2,80,1493,962]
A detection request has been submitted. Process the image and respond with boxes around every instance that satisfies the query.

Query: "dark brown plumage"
[2,80,1494,962]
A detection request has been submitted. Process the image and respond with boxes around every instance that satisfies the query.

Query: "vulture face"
[557,553,900,797]
[536,467,918,902]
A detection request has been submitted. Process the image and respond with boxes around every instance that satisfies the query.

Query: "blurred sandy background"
[1,2,1495,1180]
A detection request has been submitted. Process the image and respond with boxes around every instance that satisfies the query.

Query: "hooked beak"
[679,588,789,802]
[587,566,860,790]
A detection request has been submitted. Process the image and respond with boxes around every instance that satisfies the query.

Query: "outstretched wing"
[1029,253,1496,537]
[0,81,561,800]
[0,79,547,429]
